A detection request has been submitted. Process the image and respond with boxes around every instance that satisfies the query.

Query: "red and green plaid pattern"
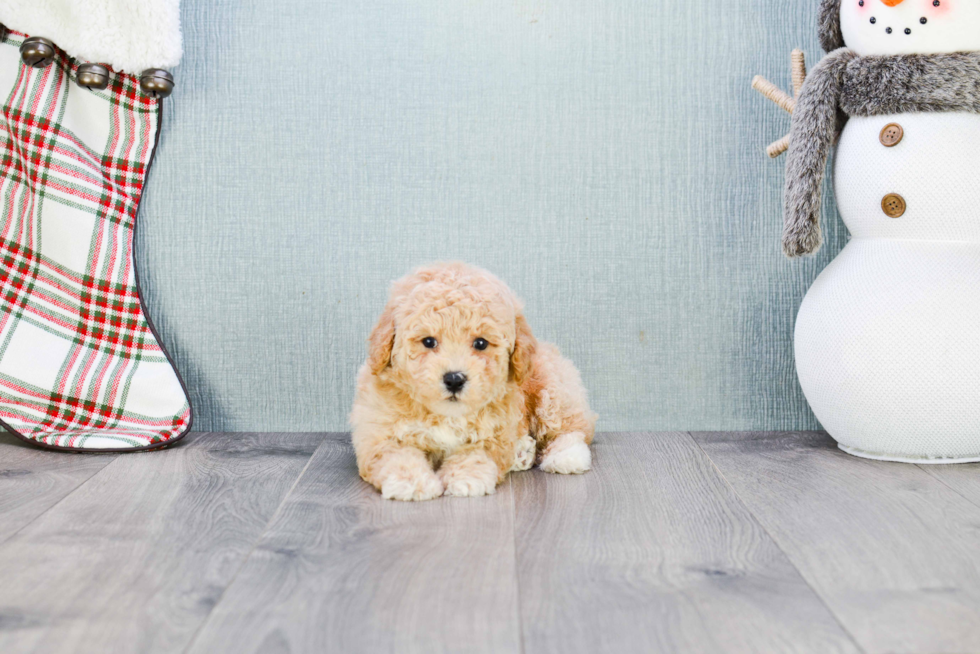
[0,32,190,450]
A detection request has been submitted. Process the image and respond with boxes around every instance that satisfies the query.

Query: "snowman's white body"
[796,112,980,461]
[793,1,980,462]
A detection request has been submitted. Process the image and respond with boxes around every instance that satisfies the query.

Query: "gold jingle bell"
[77,63,110,90]
[20,36,57,68]
[139,69,174,99]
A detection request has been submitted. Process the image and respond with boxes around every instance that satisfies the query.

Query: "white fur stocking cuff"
[0,0,182,74]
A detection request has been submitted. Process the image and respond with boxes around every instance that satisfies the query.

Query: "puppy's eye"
[473,338,489,351]
[422,337,438,349]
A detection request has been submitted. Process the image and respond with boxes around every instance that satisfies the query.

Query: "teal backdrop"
[136,0,847,432]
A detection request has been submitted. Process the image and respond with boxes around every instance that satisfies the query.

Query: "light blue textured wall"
[137,0,847,432]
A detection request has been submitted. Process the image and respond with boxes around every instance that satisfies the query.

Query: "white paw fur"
[511,434,536,472]
[440,458,498,497]
[539,431,591,475]
[381,470,444,501]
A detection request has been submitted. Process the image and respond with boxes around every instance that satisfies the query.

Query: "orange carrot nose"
[880,0,905,6]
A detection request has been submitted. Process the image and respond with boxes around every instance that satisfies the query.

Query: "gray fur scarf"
[783,49,980,257]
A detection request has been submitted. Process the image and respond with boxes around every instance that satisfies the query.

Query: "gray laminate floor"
[0,431,978,654]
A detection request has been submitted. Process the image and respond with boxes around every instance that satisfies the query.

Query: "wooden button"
[881,193,906,218]
[879,123,904,147]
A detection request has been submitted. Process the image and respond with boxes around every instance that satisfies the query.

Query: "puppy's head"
[367,262,535,417]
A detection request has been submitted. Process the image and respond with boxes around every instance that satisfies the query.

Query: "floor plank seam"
[914,465,980,513]
[510,477,527,654]
[179,432,327,654]
[0,452,120,548]
[684,432,869,654]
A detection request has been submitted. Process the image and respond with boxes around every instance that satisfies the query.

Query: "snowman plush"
[772,0,980,462]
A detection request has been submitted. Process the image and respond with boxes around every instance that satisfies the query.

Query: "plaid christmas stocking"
[0,29,191,450]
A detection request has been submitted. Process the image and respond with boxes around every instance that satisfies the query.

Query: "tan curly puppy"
[350,262,597,501]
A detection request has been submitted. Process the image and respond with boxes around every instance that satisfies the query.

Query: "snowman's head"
[821,0,980,55]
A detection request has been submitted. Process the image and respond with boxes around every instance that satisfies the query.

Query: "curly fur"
[350,262,597,501]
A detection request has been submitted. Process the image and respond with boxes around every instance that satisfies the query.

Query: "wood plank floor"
[693,431,980,654]
[0,431,977,653]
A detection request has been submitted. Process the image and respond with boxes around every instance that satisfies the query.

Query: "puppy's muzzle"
[443,371,467,395]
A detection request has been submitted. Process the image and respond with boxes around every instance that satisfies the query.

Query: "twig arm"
[752,50,808,158]
[791,49,807,97]
[752,76,796,114]
[767,135,791,158]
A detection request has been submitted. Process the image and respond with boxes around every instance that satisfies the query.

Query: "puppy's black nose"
[443,371,467,393]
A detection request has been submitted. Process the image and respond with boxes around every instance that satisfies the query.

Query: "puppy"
[350,262,597,501]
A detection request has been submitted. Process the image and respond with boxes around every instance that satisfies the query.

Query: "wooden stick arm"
[767,135,791,159]
[791,49,807,97]
[752,76,796,114]
[753,49,807,158]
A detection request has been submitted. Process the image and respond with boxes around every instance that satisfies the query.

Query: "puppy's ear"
[367,305,396,375]
[510,313,537,384]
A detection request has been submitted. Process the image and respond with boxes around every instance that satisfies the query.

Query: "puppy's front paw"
[539,432,591,475]
[440,454,499,497]
[511,434,536,472]
[442,472,496,497]
[381,470,444,501]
